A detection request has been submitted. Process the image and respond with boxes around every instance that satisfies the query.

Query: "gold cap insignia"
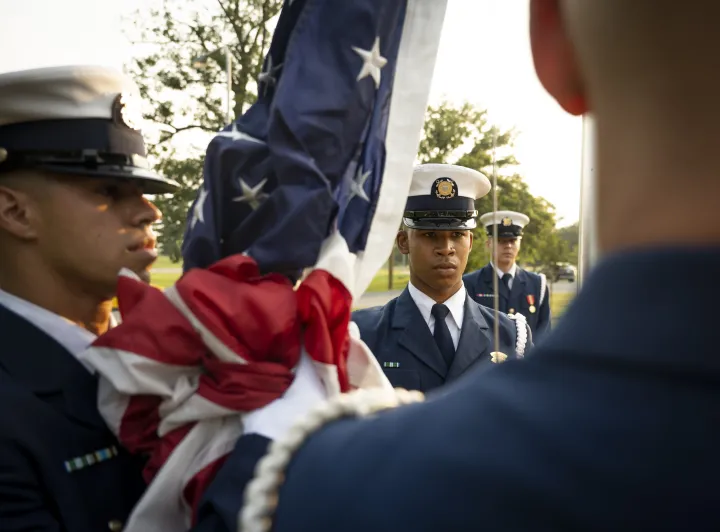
[490,351,508,364]
[112,92,143,131]
[501,217,513,226]
[0,147,7,164]
[432,177,457,199]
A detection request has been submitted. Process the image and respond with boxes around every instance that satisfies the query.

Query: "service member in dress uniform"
[351,164,530,393]
[193,1,720,531]
[0,65,179,531]
[464,210,551,340]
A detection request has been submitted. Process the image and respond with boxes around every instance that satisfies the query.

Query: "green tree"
[416,101,568,272]
[125,0,282,261]
[418,101,517,168]
[468,175,569,271]
[557,222,579,265]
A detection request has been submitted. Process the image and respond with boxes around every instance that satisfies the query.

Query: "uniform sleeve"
[536,281,551,340]
[192,434,272,532]
[268,368,557,531]
[526,322,534,350]
[0,437,61,531]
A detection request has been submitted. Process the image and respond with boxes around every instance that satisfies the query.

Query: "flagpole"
[224,45,233,124]
[577,114,599,288]
[490,127,500,353]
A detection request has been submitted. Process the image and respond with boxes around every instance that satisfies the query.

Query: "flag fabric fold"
[87,257,390,530]
[83,0,448,529]
[180,0,447,299]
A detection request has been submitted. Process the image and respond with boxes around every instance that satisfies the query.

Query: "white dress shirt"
[492,262,518,290]
[0,289,113,373]
[407,282,466,349]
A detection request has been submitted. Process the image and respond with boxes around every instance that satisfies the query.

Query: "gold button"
[508,308,515,314]
[108,520,123,531]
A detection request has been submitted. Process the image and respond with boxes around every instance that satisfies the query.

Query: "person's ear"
[0,184,41,240]
[529,0,588,115]
[397,230,410,255]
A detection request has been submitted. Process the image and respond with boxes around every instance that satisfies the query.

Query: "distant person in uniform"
[192,1,720,531]
[0,65,179,532]
[464,210,551,340]
[351,164,530,393]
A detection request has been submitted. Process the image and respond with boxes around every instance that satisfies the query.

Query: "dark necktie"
[431,303,455,369]
[502,273,512,290]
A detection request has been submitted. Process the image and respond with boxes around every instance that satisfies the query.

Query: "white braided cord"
[238,387,425,532]
[508,313,528,358]
[539,273,547,307]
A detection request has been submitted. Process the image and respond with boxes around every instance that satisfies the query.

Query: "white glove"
[242,349,327,441]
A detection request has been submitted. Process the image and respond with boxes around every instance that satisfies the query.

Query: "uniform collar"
[0,298,108,429]
[407,281,466,330]
[0,289,114,373]
[491,262,517,279]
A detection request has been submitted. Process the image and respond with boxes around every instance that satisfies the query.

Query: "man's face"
[487,237,521,266]
[2,173,161,298]
[397,228,473,295]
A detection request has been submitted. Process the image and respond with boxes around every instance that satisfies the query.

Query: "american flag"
[83,0,448,530]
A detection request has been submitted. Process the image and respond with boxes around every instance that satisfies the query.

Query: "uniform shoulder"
[519,268,543,281]
[351,305,383,322]
[471,299,515,329]
[462,265,489,282]
[519,268,544,289]
[351,298,397,328]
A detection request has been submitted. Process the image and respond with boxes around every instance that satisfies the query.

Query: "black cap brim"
[41,164,180,194]
[403,217,477,231]
[486,227,523,238]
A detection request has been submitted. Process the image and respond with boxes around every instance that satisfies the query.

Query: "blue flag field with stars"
[182,0,448,300]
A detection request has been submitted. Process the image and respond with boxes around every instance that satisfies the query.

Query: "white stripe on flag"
[305,0,450,302]
[124,417,244,532]
[350,0,450,299]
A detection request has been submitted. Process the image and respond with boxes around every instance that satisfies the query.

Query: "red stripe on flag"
[176,259,301,364]
[196,359,294,411]
[297,270,353,393]
[94,278,208,366]
[94,255,355,525]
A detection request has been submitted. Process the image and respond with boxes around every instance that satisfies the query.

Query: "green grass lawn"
[153,255,180,269]
[150,271,183,288]
[149,258,411,292]
[551,291,574,318]
[148,257,576,317]
[365,270,410,292]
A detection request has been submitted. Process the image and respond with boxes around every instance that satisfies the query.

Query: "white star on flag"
[190,187,209,228]
[348,166,371,203]
[233,178,268,210]
[258,55,283,96]
[215,122,265,145]
[352,37,387,89]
